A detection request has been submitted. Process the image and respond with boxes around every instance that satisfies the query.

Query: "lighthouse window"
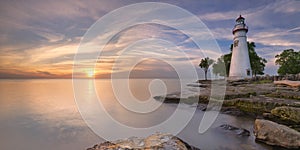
[234,40,239,47]
[246,69,250,76]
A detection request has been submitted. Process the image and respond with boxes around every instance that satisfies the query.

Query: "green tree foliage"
[213,42,267,77]
[248,42,267,77]
[199,57,215,80]
[275,49,300,75]
[212,54,231,77]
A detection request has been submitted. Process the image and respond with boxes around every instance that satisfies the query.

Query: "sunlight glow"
[86,69,95,78]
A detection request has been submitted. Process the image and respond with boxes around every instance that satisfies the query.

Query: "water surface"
[0,79,271,150]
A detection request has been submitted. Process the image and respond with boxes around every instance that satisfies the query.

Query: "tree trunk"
[205,70,207,80]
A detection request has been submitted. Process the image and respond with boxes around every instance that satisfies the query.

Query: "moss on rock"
[271,106,300,124]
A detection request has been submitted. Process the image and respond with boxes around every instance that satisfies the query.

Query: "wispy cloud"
[0,0,299,78]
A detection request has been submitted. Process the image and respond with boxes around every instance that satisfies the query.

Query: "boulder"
[254,119,300,149]
[271,106,300,125]
[87,133,200,150]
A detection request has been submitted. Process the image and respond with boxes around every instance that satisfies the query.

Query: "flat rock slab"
[274,80,300,88]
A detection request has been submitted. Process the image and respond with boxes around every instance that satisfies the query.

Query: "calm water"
[0,79,271,150]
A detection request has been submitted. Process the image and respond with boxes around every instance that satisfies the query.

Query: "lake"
[0,79,272,150]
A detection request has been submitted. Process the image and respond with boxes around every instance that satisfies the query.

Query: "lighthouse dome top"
[236,15,245,22]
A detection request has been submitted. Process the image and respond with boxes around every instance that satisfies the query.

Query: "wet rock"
[221,107,248,116]
[87,133,200,150]
[271,106,300,125]
[254,119,300,149]
[219,124,250,136]
[197,104,207,111]
[187,83,209,88]
[197,80,212,84]
[154,94,181,104]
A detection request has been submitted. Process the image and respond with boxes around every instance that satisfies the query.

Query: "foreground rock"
[254,119,300,149]
[219,124,250,136]
[87,133,200,150]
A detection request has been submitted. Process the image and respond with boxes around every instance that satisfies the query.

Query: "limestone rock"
[87,133,200,150]
[254,119,300,149]
[274,80,300,88]
[271,106,300,125]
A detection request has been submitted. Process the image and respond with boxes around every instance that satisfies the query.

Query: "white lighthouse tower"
[229,15,252,79]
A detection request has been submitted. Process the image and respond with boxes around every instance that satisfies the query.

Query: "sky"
[0,0,299,79]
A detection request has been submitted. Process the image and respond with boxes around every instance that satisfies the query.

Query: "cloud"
[200,11,240,21]
[0,68,69,78]
[36,71,56,76]
[1,0,299,78]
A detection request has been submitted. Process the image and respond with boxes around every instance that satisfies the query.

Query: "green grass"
[252,79,273,84]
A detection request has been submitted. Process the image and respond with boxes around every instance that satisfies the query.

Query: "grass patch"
[252,80,273,84]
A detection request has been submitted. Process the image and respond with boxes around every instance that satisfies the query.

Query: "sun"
[86,69,95,78]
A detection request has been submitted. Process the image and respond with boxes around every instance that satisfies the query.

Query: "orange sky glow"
[1,1,300,79]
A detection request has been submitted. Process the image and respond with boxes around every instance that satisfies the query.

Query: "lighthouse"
[229,15,252,79]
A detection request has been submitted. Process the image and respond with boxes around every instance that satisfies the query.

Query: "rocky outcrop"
[219,124,250,136]
[270,106,300,125]
[154,81,300,119]
[87,133,200,150]
[254,119,300,149]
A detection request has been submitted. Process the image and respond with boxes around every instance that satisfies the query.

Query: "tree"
[212,53,231,77]
[275,49,300,75]
[199,57,215,80]
[247,42,267,77]
[213,42,267,77]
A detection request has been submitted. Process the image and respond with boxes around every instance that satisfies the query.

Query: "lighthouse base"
[227,76,252,81]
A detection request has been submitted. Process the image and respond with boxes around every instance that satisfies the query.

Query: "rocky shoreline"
[87,79,300,150]
[153,79,300,149]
